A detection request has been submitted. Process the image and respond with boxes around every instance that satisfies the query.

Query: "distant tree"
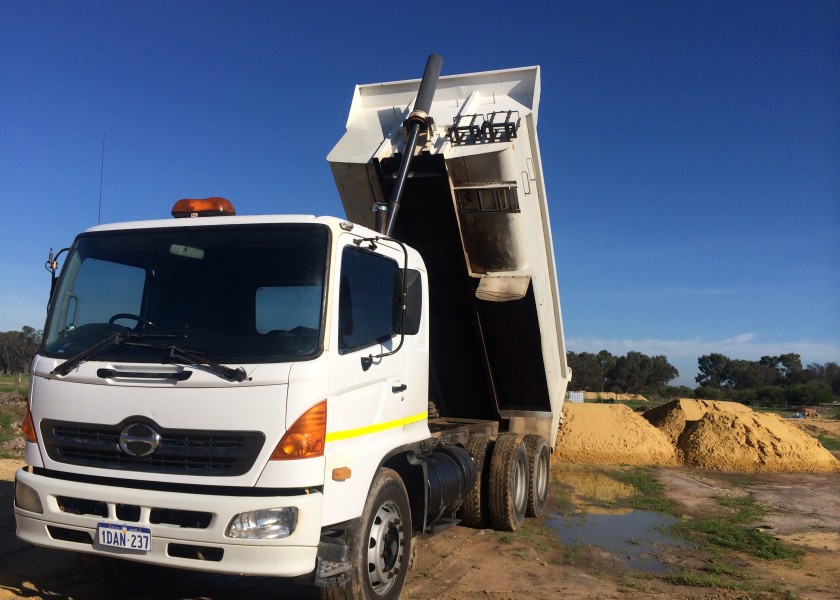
[0,331,15,374]
[758,354,806,387]
[729,359,776,389]
[805,362,840,395]
[595,350,616,383]
[696,353,734,388]
[608,351,653,394]
[567,351,606,392]
[0,327,42,374]
[648,355,679,392]
[777,353,805,385]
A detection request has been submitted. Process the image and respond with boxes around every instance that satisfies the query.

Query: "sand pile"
[557,399,839,473]
[555,403,678,466]
[582,392,647,402]
[678,411,840,473]
[643,399,751,445]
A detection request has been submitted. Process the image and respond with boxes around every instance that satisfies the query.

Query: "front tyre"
[321,468,412,600]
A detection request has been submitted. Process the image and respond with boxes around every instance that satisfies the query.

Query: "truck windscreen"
[42,224,329,363]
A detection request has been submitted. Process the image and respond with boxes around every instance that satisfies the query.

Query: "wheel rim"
[512,456,527,512]
[366,500,405,595]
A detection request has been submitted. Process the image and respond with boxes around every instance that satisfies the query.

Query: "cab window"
[338,246,398,353]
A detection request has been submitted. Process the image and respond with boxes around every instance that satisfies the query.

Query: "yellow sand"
[642,399,751,445]
[558,400,840,473]
[555,403,678,466]
[677,411,840,473]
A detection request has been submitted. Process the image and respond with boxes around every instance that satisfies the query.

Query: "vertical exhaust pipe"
[380,53,443,237]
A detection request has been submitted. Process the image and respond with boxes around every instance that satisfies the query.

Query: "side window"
[338,246,398,353]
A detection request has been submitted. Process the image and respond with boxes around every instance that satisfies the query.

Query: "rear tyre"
[321,468,411,600]
[460,435,492,528]
[487,434,529,531]
[522,434,550,517]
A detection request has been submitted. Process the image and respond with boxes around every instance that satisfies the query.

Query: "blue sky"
[2,1,838,386]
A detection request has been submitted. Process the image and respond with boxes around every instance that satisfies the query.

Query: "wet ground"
[3,459,840,599]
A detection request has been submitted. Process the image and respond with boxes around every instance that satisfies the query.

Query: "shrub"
[785,381,837,406]
[754,386,785,407]
[695,386,722,400]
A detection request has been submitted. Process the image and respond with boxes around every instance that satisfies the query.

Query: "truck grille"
[41,419,265,476]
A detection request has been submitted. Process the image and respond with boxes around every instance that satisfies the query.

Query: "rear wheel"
[321,468,411,600]
[522,434,550,517]
[487,434,529,531]
[460,435,492,528]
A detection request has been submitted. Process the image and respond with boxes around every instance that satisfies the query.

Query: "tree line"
[566,350,679,395]
[694,352,840,407]
[0,327,42,375]
[567,349,840,407]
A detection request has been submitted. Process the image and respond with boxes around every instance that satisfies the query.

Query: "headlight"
[226,507,298,539]
[15,479,43,514]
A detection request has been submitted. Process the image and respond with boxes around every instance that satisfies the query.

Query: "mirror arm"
[358,236,409,371]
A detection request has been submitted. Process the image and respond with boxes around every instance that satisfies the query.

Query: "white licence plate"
[97,522,152,553]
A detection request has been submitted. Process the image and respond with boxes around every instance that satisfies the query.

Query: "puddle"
[548,509,681,572]
[549,465,686,572]
[551,464,634,514]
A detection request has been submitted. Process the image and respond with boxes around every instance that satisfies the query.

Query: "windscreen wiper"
[51,332,186,377]
[119,341,248,382]
[165,346,248,382]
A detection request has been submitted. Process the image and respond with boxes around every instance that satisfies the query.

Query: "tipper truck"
[15,55,570,600]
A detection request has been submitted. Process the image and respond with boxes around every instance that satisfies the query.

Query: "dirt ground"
[3,457,839,600]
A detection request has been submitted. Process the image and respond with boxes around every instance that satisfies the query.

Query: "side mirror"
[393,269,422,336]
[46,247,70,305]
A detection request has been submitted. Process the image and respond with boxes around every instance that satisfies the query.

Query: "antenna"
[98,132,105,224]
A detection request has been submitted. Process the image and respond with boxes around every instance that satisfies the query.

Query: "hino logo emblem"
[118,423,161,457]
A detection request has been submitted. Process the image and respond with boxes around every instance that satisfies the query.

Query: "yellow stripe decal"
[325,411,428,443]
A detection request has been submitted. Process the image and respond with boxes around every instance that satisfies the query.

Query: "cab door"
[326,237,412,456]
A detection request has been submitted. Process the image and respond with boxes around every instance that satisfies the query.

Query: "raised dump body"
[328,66,570,447]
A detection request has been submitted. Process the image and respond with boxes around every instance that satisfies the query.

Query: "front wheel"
[321,468,412,600]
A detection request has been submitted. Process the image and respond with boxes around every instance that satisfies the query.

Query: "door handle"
[392,384,407,394]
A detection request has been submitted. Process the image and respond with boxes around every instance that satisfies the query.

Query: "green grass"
[497,522,558,553]
[713,494,769,523]
[605,467,675,513]
[678,518,801,559]
[817,435,840,451]
[673,495,802,560]
[665,570,797,597]
[550,480,578,519]
[0,398,27,459]
[729,477,752,488]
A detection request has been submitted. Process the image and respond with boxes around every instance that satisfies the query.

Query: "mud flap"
[313,540,352,588]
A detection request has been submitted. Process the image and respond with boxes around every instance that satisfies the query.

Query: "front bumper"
[14,467,323,577]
